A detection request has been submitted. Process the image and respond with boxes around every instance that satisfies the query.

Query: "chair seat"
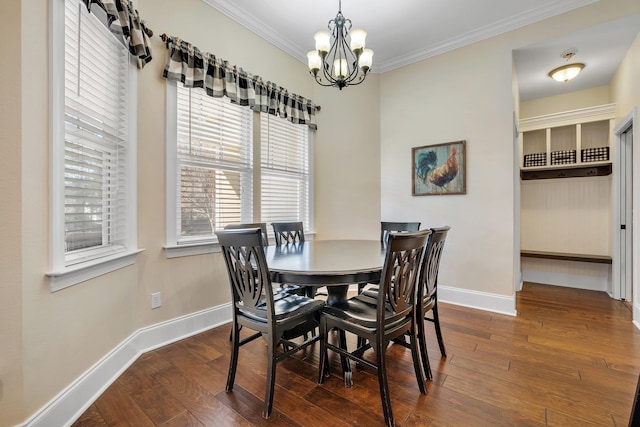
[239,294,325,323]
[321,297,409,331]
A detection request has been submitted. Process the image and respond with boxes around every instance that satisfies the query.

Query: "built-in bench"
[520,250,612,264]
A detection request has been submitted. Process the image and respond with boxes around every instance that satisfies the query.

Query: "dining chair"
[357,226,450,381]
[358,221,422,294]
[417,226,450,362]
[216,228,325,419]
[317,229,431,427]
[380,221,421,246]
[224,222,269,245]
[272,221,305,245]
[271,221,328,299]
[224,224,276,341]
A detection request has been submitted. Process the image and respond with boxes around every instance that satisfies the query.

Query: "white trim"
[164,242,221,258]
[23,304,232,427]
[519,104,616,132]
[438,285,516,316]
[612,108,639,321]
[634,304,640,331]
[46,250,144,292]
[165,81,178,248]
[521,268,609,292]
[50,0,66,272]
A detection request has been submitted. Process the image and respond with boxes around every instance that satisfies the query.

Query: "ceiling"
[203,0,640,101]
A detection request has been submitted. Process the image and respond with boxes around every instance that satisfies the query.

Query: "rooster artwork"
[413,141,466,195]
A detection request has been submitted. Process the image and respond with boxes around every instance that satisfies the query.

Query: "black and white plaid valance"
[82,0,153,68]
[162,36,319,130]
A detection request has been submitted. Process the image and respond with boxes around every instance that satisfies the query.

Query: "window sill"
[46,249,144,292]
[164,241,221,259]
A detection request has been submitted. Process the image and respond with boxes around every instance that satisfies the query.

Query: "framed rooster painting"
[412,140,466,196]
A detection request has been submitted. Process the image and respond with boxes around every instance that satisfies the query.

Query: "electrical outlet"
[151,292,161,309]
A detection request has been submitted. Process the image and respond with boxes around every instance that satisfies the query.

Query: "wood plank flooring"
[73,283,640,426]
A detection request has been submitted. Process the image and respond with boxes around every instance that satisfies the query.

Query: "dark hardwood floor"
[73,283,640,426]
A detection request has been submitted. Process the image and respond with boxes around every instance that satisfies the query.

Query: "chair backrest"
[225,222,269,246]
[377,229,431,324]
[272,222,305,245]
[215,228,276,323]
[419,226,450,307]
[380,221,421,246]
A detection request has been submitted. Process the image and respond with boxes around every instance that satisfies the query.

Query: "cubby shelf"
[519,104,615,180]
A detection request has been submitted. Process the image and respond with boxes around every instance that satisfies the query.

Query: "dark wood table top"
[265,240,385,304]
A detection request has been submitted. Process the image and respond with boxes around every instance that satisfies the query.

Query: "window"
[166,85,313,257]
[49,0,138,291]
[260,114,311,227]
[166,84,253,255]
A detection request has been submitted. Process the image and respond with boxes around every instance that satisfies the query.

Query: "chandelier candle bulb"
[333,59,348,78]
[349,28,367,52]
[307,51,322,73]
[359,48,373,72]
[314,31,331,54]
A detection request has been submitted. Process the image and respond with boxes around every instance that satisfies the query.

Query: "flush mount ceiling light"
[306,0,373,90]
[548,51,584,82]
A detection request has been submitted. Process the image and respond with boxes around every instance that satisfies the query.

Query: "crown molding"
[519,103,615,131]
[202,0,599,73]
[202,0,308,61]
[375,0,599,72]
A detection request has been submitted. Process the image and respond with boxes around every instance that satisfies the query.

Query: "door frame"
[612,107,639,328]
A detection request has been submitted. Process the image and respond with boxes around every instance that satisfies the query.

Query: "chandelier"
[306,0,374,90]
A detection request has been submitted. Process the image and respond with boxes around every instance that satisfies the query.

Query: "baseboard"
[521,269,608,292]
[438,285,516,316]
[23,304,232,427]
[634,304,640,331]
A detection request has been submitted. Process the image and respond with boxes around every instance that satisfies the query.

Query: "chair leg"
[410,326,428,394]
[417,315,433,381]
[226,322,240,392]
[432,303,447,357]
[263,333,278,419]
[375,341,395,427]
[338,329,353,387]
[318,318,330,383]
[228,324,243,341]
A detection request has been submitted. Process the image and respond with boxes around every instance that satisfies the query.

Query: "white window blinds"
[63,1,131,265]
[260,114,310,227]
[175,86,253,242]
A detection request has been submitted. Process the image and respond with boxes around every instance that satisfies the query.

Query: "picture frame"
[412,140,466,196]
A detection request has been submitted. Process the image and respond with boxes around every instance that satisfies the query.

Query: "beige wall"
[520,85,611,119]
[611,33,640,121]
[1,0,23,425]
[381,38,516,296]
[379,0,640,298]
[8,0,380,423]
[313,76,381,240]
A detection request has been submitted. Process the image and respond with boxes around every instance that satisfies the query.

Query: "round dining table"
[265,240,385,304]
